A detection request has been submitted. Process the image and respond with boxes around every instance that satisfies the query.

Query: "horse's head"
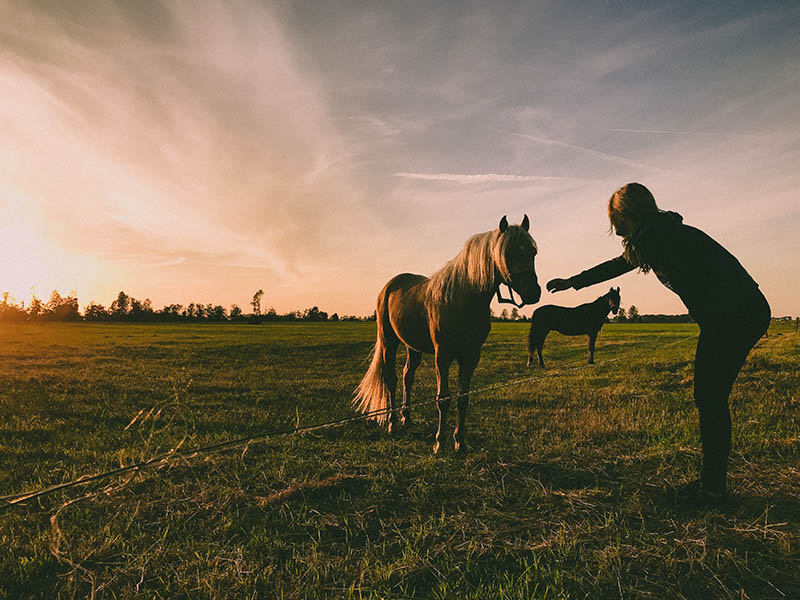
[606,286,621,315]
[496,215,541,305]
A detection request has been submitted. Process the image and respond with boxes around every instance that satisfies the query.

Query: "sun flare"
[0,201,67,304]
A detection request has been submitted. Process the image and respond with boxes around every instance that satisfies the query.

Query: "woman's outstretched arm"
[547,255,634,293]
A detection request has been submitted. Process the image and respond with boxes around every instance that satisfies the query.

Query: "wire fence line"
[0,327,720,512]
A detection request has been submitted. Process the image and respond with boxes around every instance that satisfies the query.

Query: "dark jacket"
[570,211,762,325]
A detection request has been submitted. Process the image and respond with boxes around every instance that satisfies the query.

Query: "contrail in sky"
[395,172,575,184]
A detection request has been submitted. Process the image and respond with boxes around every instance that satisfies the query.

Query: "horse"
[354,216,541,454]
[527,287,620,367]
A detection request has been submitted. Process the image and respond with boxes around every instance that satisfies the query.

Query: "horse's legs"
[433,348,452,454]
[534,330,548,367]
[383,337,400,434]
[401,348,421,427]
[587,332,597,364]
[453,350,480,454]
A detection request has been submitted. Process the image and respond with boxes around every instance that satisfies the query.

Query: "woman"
[548,183,770,506]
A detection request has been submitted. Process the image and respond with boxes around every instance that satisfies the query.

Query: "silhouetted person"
[547,183,770,506]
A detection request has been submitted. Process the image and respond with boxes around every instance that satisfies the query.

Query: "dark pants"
[693,290,771,493]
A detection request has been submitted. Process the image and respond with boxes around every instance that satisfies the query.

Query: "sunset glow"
[1,2,798,317]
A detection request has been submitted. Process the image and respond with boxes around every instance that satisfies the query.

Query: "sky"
[1,0,799,317]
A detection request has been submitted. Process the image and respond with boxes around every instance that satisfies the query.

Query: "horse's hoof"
[400,415,413,428]
[432,441,441,454]
[526,358,532,367]
[454,441,466,454]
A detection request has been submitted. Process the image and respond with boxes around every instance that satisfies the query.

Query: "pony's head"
[605,286,621,315]
[495,215,541,305]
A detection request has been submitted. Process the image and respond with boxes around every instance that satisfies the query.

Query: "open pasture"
[1,321,798,599]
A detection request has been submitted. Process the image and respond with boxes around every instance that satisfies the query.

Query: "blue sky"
[1,1,798,316]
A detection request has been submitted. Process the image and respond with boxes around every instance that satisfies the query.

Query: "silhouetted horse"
[527,287,620,367]
[354,216,541,453]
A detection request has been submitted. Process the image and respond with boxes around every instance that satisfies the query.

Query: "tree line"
[1,289,697,324]
[0,290,375,323]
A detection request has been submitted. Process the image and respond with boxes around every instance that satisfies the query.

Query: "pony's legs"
[383,338,400,434]
[529,328,547,367]
[433,349,452,454]
[453,351,479,453]
[587,332,597,364]
[401,348,422,427]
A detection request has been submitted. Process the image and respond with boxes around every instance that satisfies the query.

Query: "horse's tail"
[353,288,394,424]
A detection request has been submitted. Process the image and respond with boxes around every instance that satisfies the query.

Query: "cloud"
[506,131,670,175]
[0,2,389,303]
[394,172,577,184]
[611,128,768,138]
[0,1,798,316]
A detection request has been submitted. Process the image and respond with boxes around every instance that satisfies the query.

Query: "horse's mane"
[426,225,535,309]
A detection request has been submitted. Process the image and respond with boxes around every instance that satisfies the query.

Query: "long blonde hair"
[608,182,660,272]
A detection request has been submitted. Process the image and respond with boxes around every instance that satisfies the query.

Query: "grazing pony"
[354,216,541,453]
[527,287,620,367]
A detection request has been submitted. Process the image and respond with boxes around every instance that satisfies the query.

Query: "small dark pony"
[527,287,620,367]
[354,216,541,453]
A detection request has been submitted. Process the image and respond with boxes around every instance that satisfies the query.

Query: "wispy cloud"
[0,2,389,309]
[506,131,670,175]
[611,128,766,138]
[395,172,577,184]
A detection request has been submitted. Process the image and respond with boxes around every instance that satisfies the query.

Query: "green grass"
[1,321,798,599]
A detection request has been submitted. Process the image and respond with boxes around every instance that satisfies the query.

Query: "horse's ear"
[521,214,530,231]
[499,215,508,233]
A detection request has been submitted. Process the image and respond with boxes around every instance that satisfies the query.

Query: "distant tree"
[28,295,44,320]
[209,305,227,321]
[46,290,79,321]
[142,298,154,319]
[616,307,627,322]
[330,313,339,322]
[159,304,183,321]
[0,292,26,321]
[110,291,130,319]
[251,289,264,315]
[500,309,509,321]
[510,307,519,321]
[184,303,197,320]
[129,297,143,320]
[229,304,243,320]
[628,305,640,322]
[302,306,325,321]
[84,302,109,321]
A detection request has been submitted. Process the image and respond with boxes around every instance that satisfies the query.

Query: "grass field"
[1,321,798,599]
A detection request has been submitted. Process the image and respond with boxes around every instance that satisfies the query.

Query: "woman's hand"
[546,277,573,293]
